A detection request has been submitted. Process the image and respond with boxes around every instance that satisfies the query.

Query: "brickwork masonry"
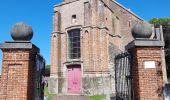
[130,47,164,100]
[0,46,40,100]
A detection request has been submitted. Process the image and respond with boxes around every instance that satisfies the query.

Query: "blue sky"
[116,0,170,20]
[0,0,170,73]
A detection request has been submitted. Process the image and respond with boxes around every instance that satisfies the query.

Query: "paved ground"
[164,83,170,100]
[52,95,89,100]
[168,78,170,82]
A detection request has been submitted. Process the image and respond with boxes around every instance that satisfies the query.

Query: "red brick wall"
[0,49,37,100]
[110,1,143,48]
[130,47,163,100]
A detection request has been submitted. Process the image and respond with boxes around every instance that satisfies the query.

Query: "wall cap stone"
[125,39,165,50]
[0,41,39,52]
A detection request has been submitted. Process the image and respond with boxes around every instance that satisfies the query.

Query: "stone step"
[52,95,89,100]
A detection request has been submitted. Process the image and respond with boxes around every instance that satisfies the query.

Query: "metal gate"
[115,52,133,100]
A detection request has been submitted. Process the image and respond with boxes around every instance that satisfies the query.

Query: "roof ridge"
[112,0,144,21]
[54,0,80,7]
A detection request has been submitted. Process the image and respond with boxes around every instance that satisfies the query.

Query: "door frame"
[64,63,83,94]
[67,65,81,93]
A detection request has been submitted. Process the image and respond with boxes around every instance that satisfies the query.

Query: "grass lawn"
[44,86,105,100]
[44,86,56,100]
[89,95,105,100]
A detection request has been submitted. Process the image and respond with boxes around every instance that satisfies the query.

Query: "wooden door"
[67,65,81,93]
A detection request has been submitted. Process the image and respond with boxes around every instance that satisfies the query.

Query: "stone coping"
[54,0,80,8]
[125,39,165,50]
[0,41,40,52]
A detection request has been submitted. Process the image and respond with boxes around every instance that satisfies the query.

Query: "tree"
[149,18,170,78]
[45,65,50,77]
[149,18,170,35]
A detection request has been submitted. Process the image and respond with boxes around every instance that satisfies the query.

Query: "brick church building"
[49,0,167,97]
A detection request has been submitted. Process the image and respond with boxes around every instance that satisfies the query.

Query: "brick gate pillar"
[126,39,165,100]
[0,23,45,100]
[0,42,40,100]
[125,23,166,100]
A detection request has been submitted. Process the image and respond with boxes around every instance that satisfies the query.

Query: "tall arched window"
[68,29,81,59]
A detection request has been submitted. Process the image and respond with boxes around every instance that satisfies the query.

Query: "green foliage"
[89,95,105,100]
[149,18,170,25]
[46,65,50,69]
[149,18,170,77]
[149,18,170,44]
[149,18,170,35]
[44,86,56,100]
[45,65,50,76]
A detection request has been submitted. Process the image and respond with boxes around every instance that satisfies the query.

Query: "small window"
[115,17,120,35]
[68,29,81,59]
[128,21,131,27]
[112,18,115,34]
[72,15,77,23]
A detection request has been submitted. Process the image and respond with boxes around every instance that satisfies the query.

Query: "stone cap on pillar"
[10,22,33,41]
[0,41,40,53]
[0,22,39,52]
[126,22,165,50]
[125,39,165,50]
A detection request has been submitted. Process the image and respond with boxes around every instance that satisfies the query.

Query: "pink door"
[67,65,81,93]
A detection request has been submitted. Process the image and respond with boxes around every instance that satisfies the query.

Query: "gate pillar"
[0,23,45,100]
[126,39,165,100]
[126,23,165,100]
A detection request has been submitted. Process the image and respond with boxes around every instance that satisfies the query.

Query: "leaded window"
[68,29,81,59]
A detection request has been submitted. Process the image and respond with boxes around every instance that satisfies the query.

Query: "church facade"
[50,0,143,95]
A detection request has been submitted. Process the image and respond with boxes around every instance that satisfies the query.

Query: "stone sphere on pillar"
[131,22,153,39]
[11,22,33,41]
